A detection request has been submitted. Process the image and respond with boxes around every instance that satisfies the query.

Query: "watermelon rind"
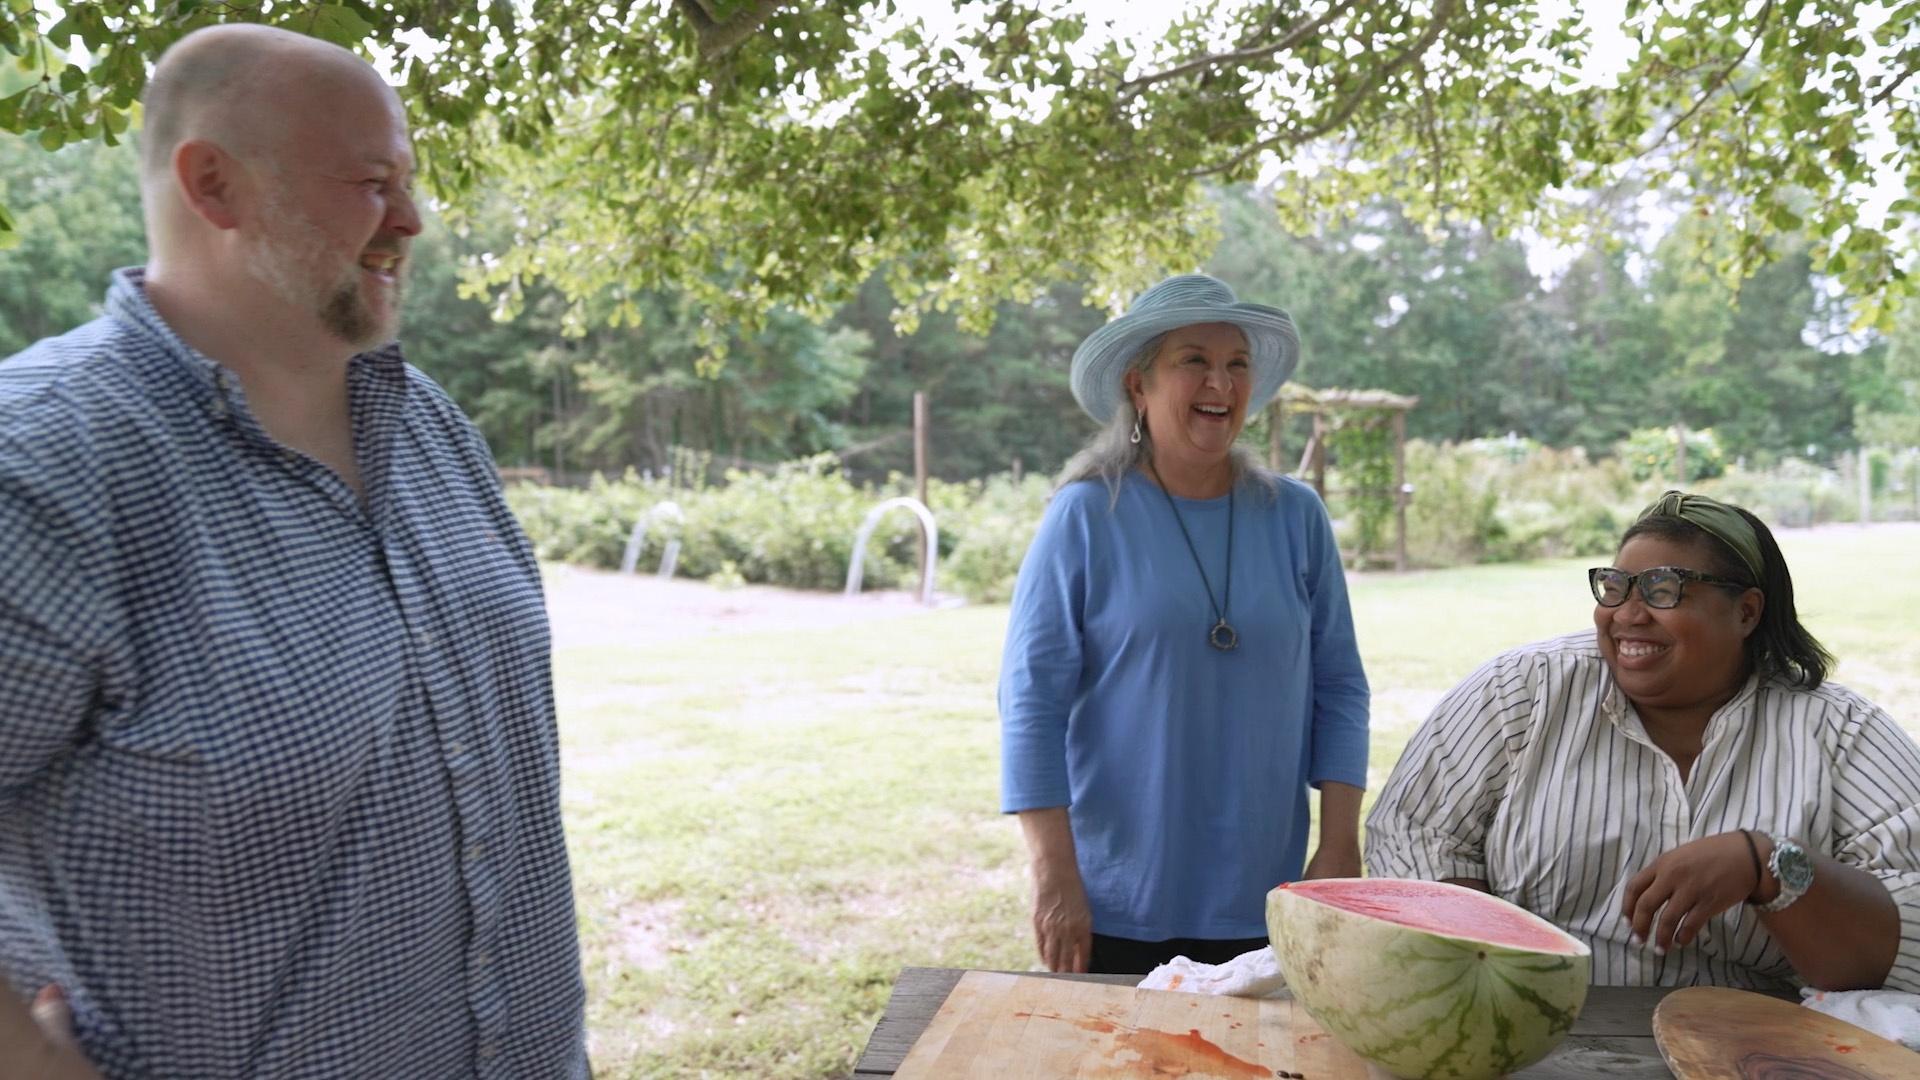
[1267,878,1591,1080]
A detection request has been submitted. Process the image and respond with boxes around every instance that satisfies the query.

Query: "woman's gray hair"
[1055,332,1279,505]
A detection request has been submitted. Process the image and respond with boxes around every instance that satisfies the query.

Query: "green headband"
[1636,490,1764,582]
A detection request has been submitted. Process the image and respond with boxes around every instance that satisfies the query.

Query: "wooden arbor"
[1266,387,1420,571]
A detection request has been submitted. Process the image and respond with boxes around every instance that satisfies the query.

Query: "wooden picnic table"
[854,966,1764,1078]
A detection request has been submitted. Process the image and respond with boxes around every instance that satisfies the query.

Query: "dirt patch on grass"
[543,564,945,651]
[616,898,698,972]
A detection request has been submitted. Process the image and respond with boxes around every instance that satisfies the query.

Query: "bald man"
[0,25,587,1078]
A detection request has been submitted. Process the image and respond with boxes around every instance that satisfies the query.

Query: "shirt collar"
[1601,667,1763,739]
[104,266,409,402]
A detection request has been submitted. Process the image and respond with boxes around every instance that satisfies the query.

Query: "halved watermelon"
[1268,878,1592,1080]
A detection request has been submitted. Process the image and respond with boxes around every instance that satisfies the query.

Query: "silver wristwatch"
[1755,835,1814,913]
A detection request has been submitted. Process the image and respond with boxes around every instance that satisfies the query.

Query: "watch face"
[1775,841,1815,892]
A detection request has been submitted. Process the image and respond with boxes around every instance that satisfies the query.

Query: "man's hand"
[1,984,103,1080]
[1621,831,1760,955]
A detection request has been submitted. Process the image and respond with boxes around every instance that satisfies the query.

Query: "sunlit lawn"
[556,524,1920,1078]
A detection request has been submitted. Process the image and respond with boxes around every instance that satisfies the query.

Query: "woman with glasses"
[1366,491,1920,992]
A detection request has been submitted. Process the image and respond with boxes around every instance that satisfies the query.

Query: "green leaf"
[305,5,375,49]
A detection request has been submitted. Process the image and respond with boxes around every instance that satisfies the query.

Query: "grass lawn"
[555,523,1920,1077]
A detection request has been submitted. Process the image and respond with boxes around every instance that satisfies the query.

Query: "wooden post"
[1311,413,1328,499]
[1393,410,1409,572]
[1674,422,1688,486]
[1010,456,1023,484]
[1268,400,1285,472]
[1860,446,1872,524]
[913,391,930,571]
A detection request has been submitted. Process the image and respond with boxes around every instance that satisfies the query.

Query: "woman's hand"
[1017,807,1092,972]
[1621,831,1761,954]
[1030,868,1093,973]
[1305,782,1365,880]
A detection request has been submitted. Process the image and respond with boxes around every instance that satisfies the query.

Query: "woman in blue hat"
[998,274,1371,974]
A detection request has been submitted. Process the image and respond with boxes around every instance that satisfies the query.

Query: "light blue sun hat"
[1069,274,1301,424]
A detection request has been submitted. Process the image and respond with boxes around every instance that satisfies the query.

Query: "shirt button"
[417,630,434,647]
[479,1041,496,1061]
[475,949,491,967]
[448,740,466,756]
[466,842,485,862]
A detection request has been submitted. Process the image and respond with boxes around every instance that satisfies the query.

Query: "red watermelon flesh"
[1279,878,1584,954]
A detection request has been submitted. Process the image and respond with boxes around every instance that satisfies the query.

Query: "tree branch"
[1119,0,1359,99]
[1639,0,1774,155]
[674,0,786,62]
[674,0,717,31]
[1871,62,1916,108]
[1187,0,1462,178]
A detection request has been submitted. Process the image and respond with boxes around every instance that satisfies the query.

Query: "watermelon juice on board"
[1268,878,1592,1080]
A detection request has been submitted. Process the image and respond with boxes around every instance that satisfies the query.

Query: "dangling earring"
[1130,417,1142,445]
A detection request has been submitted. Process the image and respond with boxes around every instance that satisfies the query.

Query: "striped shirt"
[0,269,587,1077]
[1365,630,1920,991]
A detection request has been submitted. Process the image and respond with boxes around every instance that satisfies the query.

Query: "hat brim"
[1070,303,1300,425]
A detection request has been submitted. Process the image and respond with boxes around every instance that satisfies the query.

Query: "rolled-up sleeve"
[1297,488,1368,790]
[1828,703,1920,992]
[1365,655,1524,882]
[998,496,1087,814]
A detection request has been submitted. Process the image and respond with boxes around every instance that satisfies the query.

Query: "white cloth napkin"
[1137,946,1289,998]
[1801,988,1920,1050]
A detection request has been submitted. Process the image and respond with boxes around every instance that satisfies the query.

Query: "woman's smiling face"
[1595,533,1763,717]
[1125,322,1252,470]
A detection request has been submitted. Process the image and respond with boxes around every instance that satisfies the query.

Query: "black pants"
[1088,933,1271,976]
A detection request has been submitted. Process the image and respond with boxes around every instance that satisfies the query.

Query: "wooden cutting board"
[1653,986,1920,1079]
[892,971,1375,1079]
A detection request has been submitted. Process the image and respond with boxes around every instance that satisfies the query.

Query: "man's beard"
[245,194,403,351]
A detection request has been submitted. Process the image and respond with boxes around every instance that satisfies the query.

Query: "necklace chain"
[1146,462,1237,651]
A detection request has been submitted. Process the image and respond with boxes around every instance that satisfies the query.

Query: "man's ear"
[171,140,246,230]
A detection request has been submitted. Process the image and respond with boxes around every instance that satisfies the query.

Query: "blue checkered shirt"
[0,270,587,1078]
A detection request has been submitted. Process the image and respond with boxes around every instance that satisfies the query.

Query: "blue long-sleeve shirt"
[999,470,1370,940]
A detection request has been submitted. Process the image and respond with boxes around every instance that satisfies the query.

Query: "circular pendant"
[1208,618,1239,652]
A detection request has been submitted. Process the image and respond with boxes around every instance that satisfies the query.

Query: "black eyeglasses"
[1588,566,1753,609]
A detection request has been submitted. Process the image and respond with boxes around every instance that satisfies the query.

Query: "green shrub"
[1697,461,1854,528]
[505,470,676,568]
[506,456,939,594]
[940,474,1053,603]
[1619,426,1727,483]
[1400,441,1502,567]
[509,438,1811,596]
[1391,440,1648,566]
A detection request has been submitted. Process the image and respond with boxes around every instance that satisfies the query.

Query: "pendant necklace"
[1147,461,1237,651]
